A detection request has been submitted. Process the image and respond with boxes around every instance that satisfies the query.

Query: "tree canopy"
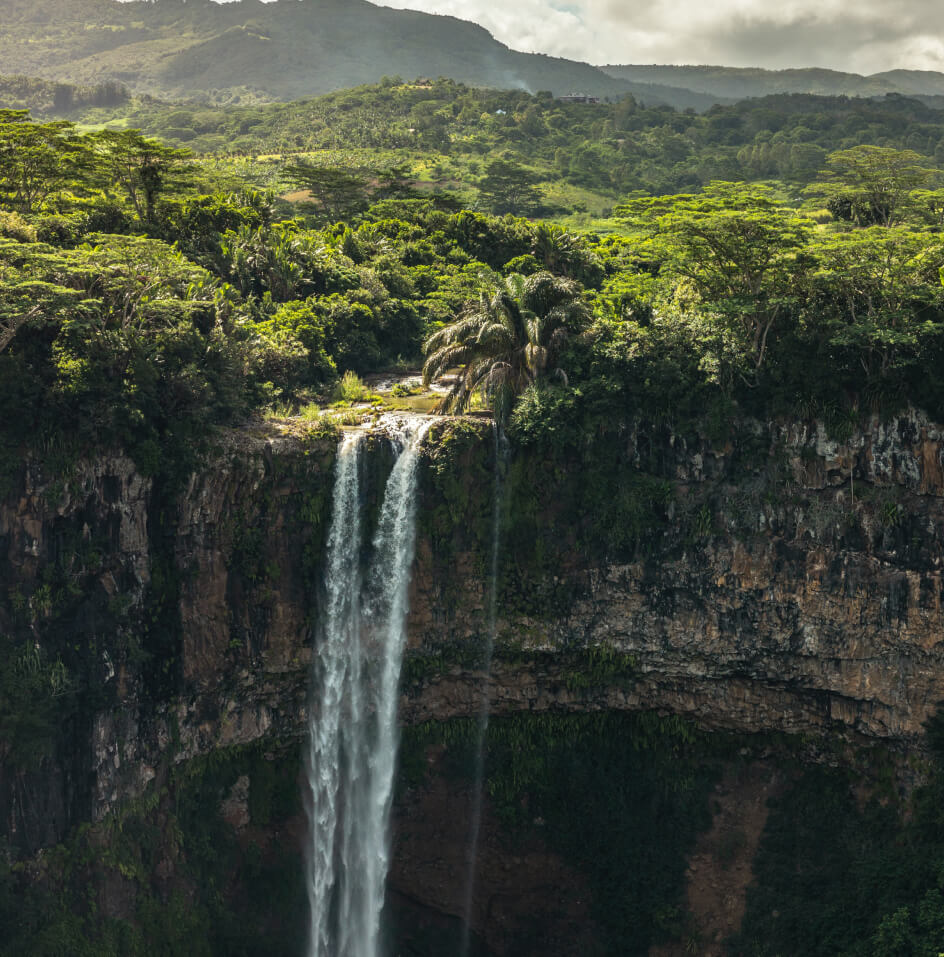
[423,270,589,421]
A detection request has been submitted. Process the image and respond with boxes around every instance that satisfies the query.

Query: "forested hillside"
[35,79,944,213]
[0,0,688,106]
[7,55,944,955]
[8,0,944,112]
[4,102,944,484]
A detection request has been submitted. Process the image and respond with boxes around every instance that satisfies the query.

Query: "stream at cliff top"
[305,416,432,957]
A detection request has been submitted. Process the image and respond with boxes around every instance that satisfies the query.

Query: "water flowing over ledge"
[7,408,944,870]
[305,416,433,957]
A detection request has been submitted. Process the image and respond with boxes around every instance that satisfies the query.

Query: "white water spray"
[306,429,364,957]
[305,416,431,957]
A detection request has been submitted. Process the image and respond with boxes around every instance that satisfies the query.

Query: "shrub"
[0,210,36,242]
[332,370,373,403]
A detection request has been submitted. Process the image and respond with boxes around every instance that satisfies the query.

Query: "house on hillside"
[558,94,601,104]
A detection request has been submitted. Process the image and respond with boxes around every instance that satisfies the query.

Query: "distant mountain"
[600,64,944,103]
[875,71,944,97]
[9,0,944,114]
[0,0,724,109]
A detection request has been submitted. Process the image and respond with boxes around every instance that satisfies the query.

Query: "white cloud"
[375,0,944,72]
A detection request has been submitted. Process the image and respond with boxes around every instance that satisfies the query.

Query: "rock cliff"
[2,408,944,862]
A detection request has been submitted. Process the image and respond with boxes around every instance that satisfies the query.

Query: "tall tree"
[0,111,89,213]
[814,146,939,227]
[477,158,543,216]
[423,271,588,421]
[0,248,84,354]
[618,182,812,373]
[282,162,372,222]
[808,227,944,379]
[282,161,418,222]
[90,129,191,222]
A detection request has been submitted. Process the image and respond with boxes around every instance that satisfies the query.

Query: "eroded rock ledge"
[3,409,944,852]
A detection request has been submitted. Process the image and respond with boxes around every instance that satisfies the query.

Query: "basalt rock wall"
[3,410,944,857]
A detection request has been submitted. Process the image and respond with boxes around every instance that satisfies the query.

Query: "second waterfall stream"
[305,416,432,957]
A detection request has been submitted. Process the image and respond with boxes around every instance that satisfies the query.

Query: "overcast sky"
[373,0,944,73]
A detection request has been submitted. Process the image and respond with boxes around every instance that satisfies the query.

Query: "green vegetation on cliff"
[732,724,944,957]
[0,742,306,957]
[5,96,944,468]
[6,72,944,957]
[399,712,723,954]
[399,714,944,957]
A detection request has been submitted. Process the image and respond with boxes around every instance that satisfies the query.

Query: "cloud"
[374,0,944,72]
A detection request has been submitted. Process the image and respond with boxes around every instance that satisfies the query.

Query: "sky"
[370,0,944,74]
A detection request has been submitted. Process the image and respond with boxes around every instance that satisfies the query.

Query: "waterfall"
[459,421,508,957]
[305,416,431,957]
[306,429,363,957]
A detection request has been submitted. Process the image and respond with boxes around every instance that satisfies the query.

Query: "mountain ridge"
[600,63,944,102]
[0,0,660,104]
[5,0,944,110]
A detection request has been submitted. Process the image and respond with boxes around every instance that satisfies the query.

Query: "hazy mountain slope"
[601,64,944,104]
[0,0,720,107]
[873,70,944,96]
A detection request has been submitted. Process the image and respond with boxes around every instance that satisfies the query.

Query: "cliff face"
[407,411,944,742]
[3,410,944,859]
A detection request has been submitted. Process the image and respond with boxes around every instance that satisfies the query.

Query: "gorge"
[3,405,944,953]
[7,6,944,949]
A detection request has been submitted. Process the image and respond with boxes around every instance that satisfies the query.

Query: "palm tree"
[422,271,589,421]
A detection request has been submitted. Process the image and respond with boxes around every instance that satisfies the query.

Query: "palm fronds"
[421,270,589,421]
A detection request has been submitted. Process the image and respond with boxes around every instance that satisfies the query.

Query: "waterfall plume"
[305,416,431,957]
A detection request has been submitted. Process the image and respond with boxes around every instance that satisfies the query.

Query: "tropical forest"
[4,1,944,955]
